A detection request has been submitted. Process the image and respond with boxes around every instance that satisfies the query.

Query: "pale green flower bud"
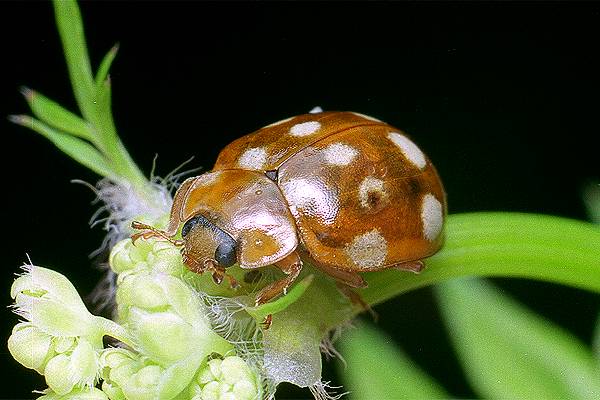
[11,265,98,338]
[43,339,99,395]
[99,348,139,400]
[191,356,260,400]
[117,272,232,364]
[101,349,164,400]
[109,237,185,276]
[109,239,137,274]
[36,387,108,400]
[8,322,53,373]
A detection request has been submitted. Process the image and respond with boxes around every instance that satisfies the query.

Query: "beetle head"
[180,214,237,273]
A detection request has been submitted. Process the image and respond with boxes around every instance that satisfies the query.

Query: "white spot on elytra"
[345,229,388,269]
[289,121,321,137]
[359,176,388,208]
[421,193,443,241]
[309,106,323,114]
[281,178,338,224]
[387,132,427,169]
[192,171,221,188]
[352,112,382,122]
[238,147,267,170]
[323,142,358,166]
[264,116,293,128]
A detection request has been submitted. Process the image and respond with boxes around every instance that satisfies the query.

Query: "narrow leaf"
[339,323,448,400]
[21,87,92,140]
[11,115,116,179]
[594,315,600,362]
[96,43,119,88]
[95,76,147,188]
[53,0,96,123]
[583,182,600,225]
[436,278,600,399]
[363,212,600,306]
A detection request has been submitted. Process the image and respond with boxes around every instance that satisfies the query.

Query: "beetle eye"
[215,237,237,268]
[181,216,200,237]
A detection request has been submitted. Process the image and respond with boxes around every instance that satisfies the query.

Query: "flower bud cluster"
[8,237,262,399]
[9,265,104,395]
[190,356,260,400]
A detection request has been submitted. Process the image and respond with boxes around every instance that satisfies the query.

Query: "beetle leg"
[335,282,378,321]
[260,314,273,330]
[390,260,425,274]
[302,252,375,318]
[254,251,302,306]
[203,260,240,289]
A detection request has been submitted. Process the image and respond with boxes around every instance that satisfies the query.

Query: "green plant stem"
[363,212,600,306]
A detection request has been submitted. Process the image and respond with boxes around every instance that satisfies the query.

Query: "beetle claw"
[211,271,224,285]
[260,314,273,330]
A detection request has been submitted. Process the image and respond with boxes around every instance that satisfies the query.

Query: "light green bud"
[109,239,136,273]
[37,387,108,400]
[8,322,53,373]
[117,272,171,310]
[100,381,126,400]
[100,348,137,372]
[109,237,185,276]
[44,354,73,395]
[43,339,99,395]
[192,356,260,400]
[99,348,141,400]
[119,363,164,400]
[11,265,98,337]
[128,308,196,364]
[54,336,76,354]
[148,240,185,275]
[118,272,232,365]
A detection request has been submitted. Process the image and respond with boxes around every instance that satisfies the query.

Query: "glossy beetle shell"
[169,111,446,274]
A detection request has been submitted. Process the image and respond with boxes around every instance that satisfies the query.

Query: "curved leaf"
[21,88,92,140]
[339,322,448,400]
[11,115,116,179]
[363,212,600,306]
[435,278,600,399]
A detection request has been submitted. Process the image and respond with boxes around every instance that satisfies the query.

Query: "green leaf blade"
[339,322,449,400]
[435,278,600,399]
[363,212,600,306]
[53,0,96,123]
[12,115,116,179]
[583,182,600,225]
[21,88,92,140]
[96,44,119,88]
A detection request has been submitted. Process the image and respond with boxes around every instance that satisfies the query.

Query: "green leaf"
[53,0,96,125]
[339,322,448,400]
[96,44,119,88]
[21,88,92,140]
[10,115,116,179]
[583,182,600,225]
[363,212,600,306]
[435,278,600,399]
[594,315,600,362]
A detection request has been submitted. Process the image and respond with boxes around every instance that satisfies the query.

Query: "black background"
[1,1,599,399]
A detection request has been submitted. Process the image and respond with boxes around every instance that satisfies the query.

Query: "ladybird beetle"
[133,111,446,306]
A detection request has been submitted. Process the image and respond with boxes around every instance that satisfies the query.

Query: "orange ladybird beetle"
[133,111,446,306]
